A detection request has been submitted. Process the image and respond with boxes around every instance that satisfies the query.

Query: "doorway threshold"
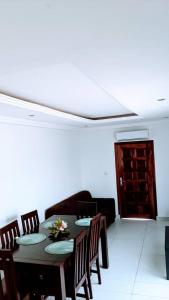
[122,218,152,221]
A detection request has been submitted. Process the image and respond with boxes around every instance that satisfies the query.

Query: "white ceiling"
[0,63,132,118]
[0,0,169,127]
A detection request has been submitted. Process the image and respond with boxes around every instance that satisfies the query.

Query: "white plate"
[16,233,46,245]
[45,240,74,255]
[41,220,55,229]
[75,218,92,226]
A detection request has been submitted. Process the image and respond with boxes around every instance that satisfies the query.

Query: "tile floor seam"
[131,221,149,296]
[131,292,169,300]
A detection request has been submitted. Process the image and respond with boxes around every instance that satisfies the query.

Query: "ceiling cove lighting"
[0,92,141,124]
[0,93,87,123]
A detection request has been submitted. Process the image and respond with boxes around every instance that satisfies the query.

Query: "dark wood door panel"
[115,140,157,219]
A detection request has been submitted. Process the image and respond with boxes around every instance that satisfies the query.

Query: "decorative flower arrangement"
[48,218,70,240]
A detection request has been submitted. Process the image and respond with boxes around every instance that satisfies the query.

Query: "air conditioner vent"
[115,130,149,141]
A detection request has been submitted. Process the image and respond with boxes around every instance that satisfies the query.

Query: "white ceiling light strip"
[0,92,141,125]
[0,93,89,123]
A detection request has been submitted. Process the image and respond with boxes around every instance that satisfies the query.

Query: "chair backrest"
[76,201,97,219]
[21,210,39,234]
[0,249,18,300]
[0,220,20,250]
[73,230,88,289]
[87,213,101,265]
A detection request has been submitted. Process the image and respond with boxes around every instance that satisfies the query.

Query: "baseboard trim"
[115,215,169,221]
[157,217,169,221]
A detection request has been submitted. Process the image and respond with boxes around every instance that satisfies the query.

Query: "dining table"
[11,214,109,300]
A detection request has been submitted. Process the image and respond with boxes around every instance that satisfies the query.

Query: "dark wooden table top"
[13,215,86,266]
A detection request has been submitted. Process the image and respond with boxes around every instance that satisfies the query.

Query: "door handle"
[120,177,123,186]
[120,177,126,186]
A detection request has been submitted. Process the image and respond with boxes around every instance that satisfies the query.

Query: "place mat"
[75,217,92,226]
[16,233,46,245]
[40,220,55,229]
[44,240,74,255]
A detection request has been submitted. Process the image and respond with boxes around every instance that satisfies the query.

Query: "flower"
[48,218,69,239]
[60,220,68,231]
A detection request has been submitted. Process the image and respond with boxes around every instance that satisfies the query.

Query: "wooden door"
[115,141,157,219]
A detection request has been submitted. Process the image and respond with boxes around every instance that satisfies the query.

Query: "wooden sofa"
[45,190,116,226]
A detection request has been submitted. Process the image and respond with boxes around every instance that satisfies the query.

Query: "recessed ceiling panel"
[0,63,134,119]
[0,101,83,127]
[0,0,168,124]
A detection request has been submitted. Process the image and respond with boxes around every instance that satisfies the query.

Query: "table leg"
[100,217,109,269]
[165,248,169,280]
[54,265,66,300]
[165,227,169,280]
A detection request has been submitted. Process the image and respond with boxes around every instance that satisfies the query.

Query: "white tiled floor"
[91,219,169,300]
[49,219,169,299]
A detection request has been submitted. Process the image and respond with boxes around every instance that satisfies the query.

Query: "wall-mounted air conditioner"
[115,129,149,141]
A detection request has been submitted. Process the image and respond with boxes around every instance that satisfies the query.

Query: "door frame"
[114,140,157,219]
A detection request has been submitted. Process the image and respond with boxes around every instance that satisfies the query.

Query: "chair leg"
[84,278,90,300]
[96,258,101,284]
[87,270,93,299]
[0,277,3,300]
[71,290,76,300]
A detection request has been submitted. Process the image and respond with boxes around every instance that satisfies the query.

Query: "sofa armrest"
[93,197,116,226]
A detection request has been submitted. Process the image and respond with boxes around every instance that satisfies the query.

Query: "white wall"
[80,120,169,218]
[1,118,169,227]
[0,122,81,227]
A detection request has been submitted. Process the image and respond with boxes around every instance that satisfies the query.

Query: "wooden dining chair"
[21,210,39,234]
[29,230,89,300]
[0,249,31,300]
[87,213,102,299]
[76,201,97,219]
[66,230,90,300]
[0,249,19,300]
[0,220,20,250]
